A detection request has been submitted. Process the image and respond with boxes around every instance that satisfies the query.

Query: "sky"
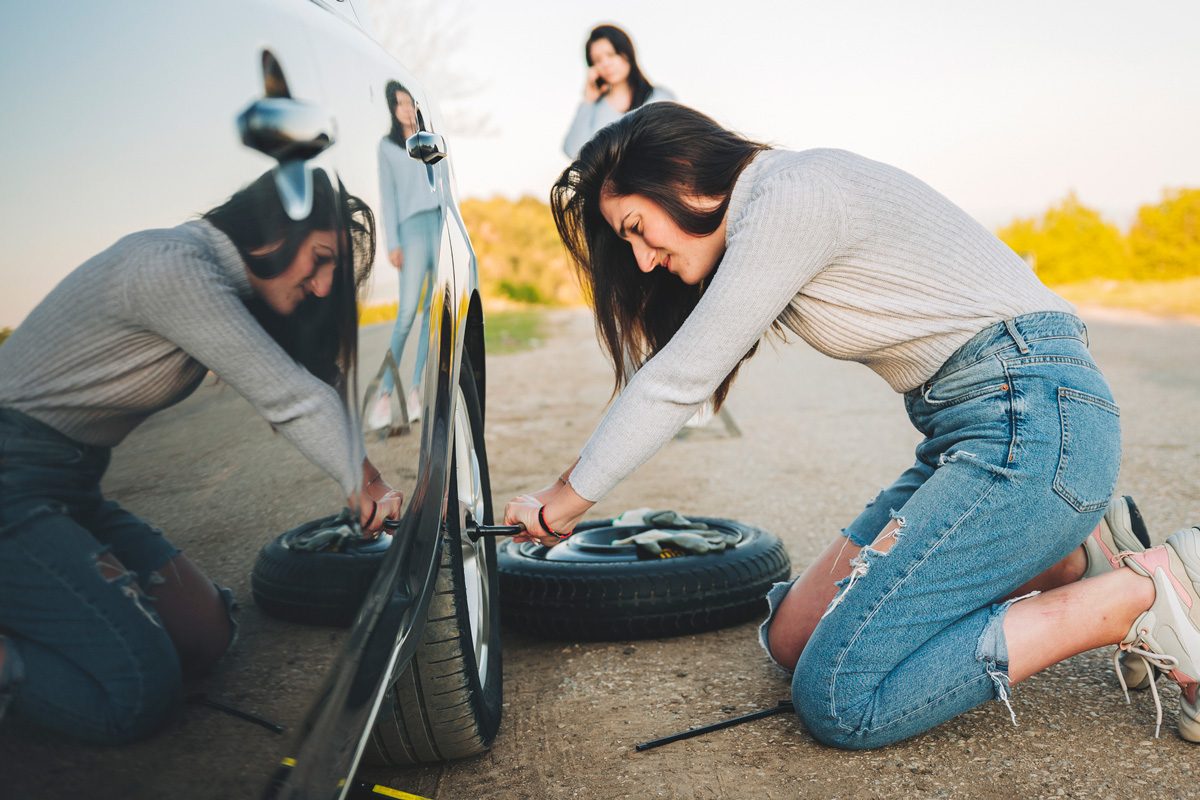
[2,1,1197,325]
[400,0,1200,229]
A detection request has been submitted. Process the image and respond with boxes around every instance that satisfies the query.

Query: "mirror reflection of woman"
[369,80,442,431]
[0,169,402,743]
[562,24,675,159]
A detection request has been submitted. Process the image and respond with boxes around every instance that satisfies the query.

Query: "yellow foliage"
[359,301,398,326]
[1128,188,1200,280]
[997,193,1130,283]
[460,196,582,306]
[998,188,1200,285]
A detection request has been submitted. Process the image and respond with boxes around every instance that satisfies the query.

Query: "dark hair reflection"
[385,80,418,147]
[204,169,375,397]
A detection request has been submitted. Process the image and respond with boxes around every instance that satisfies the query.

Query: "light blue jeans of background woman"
[760,311,1122,749]
[381,208,440,395]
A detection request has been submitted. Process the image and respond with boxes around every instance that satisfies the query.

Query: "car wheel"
[497,518,791,641]
[364,352,503,765]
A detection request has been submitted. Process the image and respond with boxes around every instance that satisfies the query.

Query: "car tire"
[497,518,791,641]
[363,352,503,765]
[251,516,391,627]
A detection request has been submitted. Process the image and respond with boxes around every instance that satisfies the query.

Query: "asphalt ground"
[2,308,1199,799]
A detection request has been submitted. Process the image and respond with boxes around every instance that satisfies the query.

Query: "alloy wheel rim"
[453,386,491,685]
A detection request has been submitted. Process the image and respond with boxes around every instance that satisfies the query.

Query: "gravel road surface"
[3,308,1198,799]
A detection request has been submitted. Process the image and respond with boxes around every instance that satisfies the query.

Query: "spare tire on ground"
[497,516,791,641]
[251,514,389,627]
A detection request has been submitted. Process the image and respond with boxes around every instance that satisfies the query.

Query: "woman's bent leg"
[407,210,440,389]
[792,449,1104,750]
[790,314,1124,749]
[0,505,182,743]
[768,523,1097,673]
[764,460,934,669]
[88,499,234,677]
[382,209,440,395]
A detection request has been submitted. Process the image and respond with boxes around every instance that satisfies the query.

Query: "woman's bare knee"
[766,535,863,668]
[147,554,233,676]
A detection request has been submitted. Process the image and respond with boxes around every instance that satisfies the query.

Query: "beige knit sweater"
[0,220,363,494]
[569,148,1072,501]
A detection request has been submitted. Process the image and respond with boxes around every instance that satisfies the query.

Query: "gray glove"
[284,510,360,552]
[613,508,710,531]
[613,528,732,555]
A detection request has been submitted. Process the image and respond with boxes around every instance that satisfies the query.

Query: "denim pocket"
[1053,388,1121,513]
[922,356,1008,407]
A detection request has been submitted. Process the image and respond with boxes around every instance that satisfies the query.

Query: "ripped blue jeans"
[0,408,226,743]
[762,312,1122,749]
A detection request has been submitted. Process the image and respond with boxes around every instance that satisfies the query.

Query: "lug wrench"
[467,523,524,542]
[385,516,524,542]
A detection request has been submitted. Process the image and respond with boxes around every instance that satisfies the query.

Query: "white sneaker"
[1082,495,1151,579]
[1082,496,1154,692]
[366,392,392,431]
[406,386,422,423]
[1117,526,1200,740]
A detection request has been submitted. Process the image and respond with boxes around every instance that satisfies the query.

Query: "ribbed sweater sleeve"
[123,244,363,495]
[568,168,847,501]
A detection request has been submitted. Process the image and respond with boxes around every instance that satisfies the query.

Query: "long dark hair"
[551,102,769,409]
[384,80,415,148]
[586,24,654,110]
[203,168,375,399]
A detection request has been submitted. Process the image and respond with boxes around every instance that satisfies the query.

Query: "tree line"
[998,188,1200,284]
[460,187,1199,311]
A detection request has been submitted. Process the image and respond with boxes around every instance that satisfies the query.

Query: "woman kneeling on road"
[0,169,403,744]
[503,101,1200,748]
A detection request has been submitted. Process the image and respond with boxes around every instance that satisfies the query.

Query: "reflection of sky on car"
[442,0,1199,229]
[0,1,408,325]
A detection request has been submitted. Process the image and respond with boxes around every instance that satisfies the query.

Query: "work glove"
[613,528,734,556]
[613,508,710,530]
[284,510,369,552]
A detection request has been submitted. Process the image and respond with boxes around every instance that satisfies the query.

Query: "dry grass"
[358,301,546,354]
[1049,277,1200,322]
[359,301,399,327]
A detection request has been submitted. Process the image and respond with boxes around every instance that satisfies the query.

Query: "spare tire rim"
[453,384,491,685]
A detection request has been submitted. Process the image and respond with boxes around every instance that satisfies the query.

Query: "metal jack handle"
[635,700,794,751]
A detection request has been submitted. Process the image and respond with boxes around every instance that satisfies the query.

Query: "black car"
[0,2,500,797]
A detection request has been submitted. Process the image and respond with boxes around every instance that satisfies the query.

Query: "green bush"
[0,327,10,348]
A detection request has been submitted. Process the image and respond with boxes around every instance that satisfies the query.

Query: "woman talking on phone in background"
[562,24,675,159]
